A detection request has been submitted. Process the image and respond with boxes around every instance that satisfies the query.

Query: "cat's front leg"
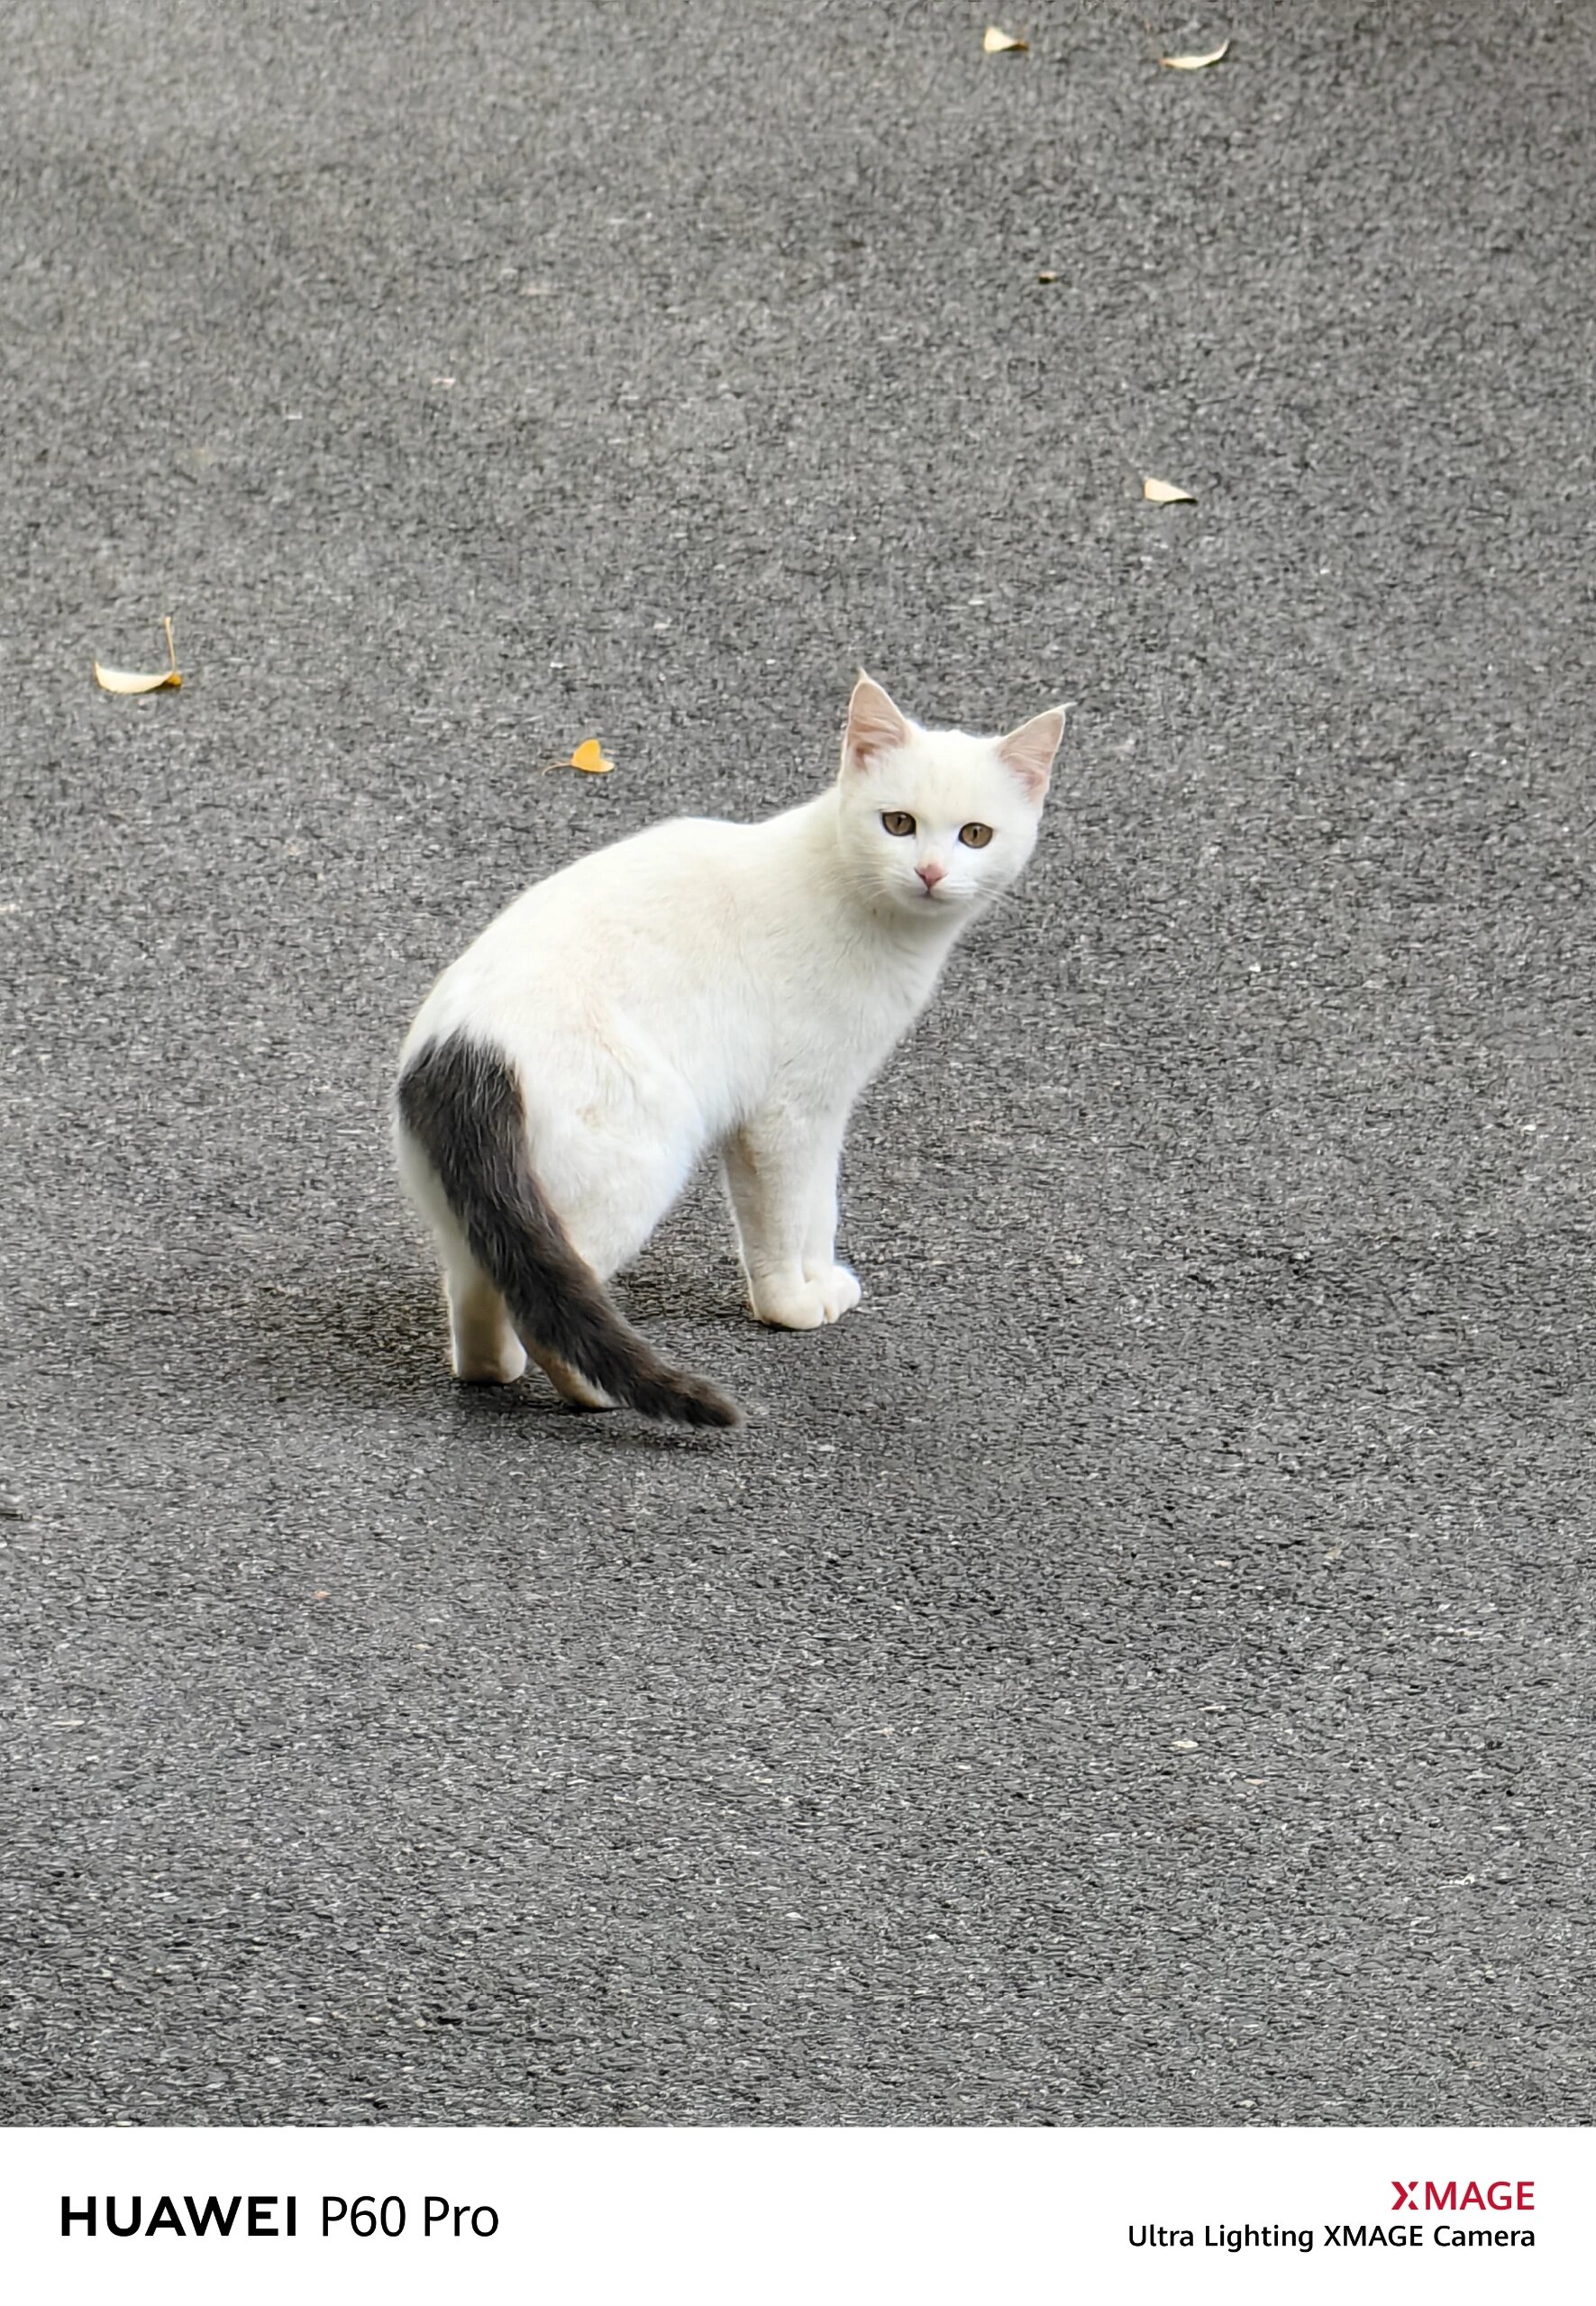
[796,1132,862,1320]
[724,1107,862,1330]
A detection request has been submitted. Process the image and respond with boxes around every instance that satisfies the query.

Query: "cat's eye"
[959,822,994,849]
[880,810,917,837]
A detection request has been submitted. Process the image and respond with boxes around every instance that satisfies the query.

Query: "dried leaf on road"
[1143,476,1197,504]
[562,737,615,775]
[1161,40,1230,70]
[94,665,181,695]
[94,615,182,693]
[983,26,1028,55]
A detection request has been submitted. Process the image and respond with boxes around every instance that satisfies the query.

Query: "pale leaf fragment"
[94,665,180,694]
[1143,476,1197,505]
[94,614,182,693]
[568,737,615,774]
[1161,40,1230,70]
[983,26,1027,55]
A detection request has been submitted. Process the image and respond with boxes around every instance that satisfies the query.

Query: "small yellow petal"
[1161,40,1230,70]
[983,26,1028,55]
[569,737,615,774]
[1143,476,1197,505]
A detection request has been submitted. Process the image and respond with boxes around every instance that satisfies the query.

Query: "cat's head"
[833,673,1066,922]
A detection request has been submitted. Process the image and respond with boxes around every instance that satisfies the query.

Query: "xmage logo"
[1391,2182,1535,2214]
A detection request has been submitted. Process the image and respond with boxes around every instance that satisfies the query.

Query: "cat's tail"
[395,1031,741,1430]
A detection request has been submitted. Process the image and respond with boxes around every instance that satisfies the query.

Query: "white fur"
[397,678,1065,1382]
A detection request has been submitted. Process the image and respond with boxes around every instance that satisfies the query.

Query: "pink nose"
[917,860,946,890]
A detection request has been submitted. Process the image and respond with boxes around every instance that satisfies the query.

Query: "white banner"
[1,2126,1584,2304]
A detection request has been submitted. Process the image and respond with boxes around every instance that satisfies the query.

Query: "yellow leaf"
[568,737,615,774]
[94,614,182,693]
[983,26,1027,54]
[1161,40,1230,69]
[1143,476,1197,505]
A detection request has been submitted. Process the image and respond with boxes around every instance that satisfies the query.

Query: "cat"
[395,673,1066,1426]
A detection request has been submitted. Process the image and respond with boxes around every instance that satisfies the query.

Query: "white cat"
[396,674,1065,1425]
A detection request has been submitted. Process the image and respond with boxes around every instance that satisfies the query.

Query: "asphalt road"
[3,1,1593,2127]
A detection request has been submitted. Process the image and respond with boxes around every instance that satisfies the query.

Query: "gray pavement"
[3,1,1594,2125]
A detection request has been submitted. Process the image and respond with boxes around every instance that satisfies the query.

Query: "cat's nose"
[917,860,946,890]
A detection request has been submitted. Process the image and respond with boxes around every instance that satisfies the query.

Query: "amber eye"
[880,810,917,837]
[959,822,994,848]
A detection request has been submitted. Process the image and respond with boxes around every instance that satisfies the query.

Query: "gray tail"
[396,1031,741,1430]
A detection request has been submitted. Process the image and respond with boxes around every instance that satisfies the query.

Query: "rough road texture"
[3,1,1592,2126]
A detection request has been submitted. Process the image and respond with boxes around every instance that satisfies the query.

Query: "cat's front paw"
[751,1265,862,1329]
[807,1262,862,1320]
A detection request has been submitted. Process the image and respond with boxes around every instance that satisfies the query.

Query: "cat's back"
[493,810,758,947]
[404,810,779,1058]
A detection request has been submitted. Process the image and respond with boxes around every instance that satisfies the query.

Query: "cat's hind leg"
[526,1346,614,1410]
[399,1064,706,1408]
[424,1214,525,1384]
[397,1126,527,1383]
[442,1247,528,1385]
[512,1098,699,1409]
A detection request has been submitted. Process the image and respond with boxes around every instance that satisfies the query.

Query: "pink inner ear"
[845,674,913,767]
[998,706,1066,798]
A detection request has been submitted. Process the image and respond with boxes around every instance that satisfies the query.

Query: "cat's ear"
[997,704,1071,800]
[844,672,914,771]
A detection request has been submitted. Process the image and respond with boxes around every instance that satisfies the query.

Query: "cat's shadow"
[247,1240,752,1454]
